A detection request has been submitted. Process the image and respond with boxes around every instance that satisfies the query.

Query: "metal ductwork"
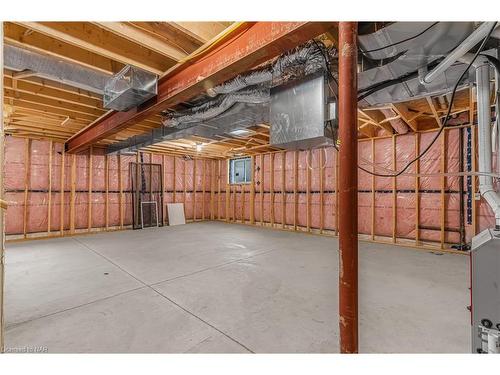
[107,41,333,154]
[358,22,477,106]
[103,65,158,111]
[4,44,109,94]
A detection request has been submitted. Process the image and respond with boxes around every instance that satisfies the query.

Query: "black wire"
[361,22,439,54]
[357,22,497,178]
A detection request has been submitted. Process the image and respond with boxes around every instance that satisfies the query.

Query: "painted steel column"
[338,21,359,354]
[0,21,5,353]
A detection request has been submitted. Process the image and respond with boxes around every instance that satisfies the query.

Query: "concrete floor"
[4,222,470,353]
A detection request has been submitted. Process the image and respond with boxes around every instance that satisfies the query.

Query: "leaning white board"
[166,203,186,226]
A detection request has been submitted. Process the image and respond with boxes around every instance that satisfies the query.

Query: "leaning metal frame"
[130,162,164,230]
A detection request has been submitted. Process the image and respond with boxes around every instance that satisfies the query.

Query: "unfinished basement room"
[1,14,500,359]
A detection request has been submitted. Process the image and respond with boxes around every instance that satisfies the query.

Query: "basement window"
[229,157,252,184]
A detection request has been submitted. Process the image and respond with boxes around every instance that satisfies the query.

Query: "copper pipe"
[338,21,359,354]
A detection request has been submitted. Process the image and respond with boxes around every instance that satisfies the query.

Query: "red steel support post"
[338,21,359,354]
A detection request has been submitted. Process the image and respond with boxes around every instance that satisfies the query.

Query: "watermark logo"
[4,346,48,353]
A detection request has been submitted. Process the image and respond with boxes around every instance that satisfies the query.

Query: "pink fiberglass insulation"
[26,192,48,233]
[358,192,371,235]
[419,132,441,190]
[358,140,372,191]
[174,157,185,193]
[374,137,393,190]
[5,192,24,234]
[395,135,416,190]
[92,155,106,192]
[164,155,175,191]
[108,193,120,227]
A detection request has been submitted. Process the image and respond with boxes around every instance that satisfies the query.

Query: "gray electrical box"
[471,228,500,353]
[270,73,334,150]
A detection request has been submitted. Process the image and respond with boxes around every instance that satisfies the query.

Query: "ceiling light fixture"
[229,129,251,136]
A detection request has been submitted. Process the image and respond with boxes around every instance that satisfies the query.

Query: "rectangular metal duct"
[104,65,158,111]
[270,73,333,150]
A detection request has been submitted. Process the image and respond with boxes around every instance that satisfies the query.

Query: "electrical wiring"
[360,22,439,54]
[357,22,498,178]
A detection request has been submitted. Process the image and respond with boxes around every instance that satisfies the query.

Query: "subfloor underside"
[4,221,470,353]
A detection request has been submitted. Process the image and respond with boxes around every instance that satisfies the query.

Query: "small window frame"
[228,157,252,185]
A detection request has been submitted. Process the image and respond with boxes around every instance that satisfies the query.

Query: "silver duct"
[358,22,476,105]
[163,89,270,128]
[161,41,329,129]
[4,44,109,94]
[206,41,328,97]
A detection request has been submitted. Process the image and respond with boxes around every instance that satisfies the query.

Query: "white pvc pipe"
[469,55,500,228]
[423,22,498,84]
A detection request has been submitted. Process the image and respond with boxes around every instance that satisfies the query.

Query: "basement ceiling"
[2,21,488,158]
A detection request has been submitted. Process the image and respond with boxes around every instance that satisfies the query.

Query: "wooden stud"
[70,153,76,234]
[47,140,53,234]
[217,160,221,220]
[162,155,166,225]
[87,146,92,232]
[392,136,397,243]
[59,145,65,235]
[260,154,264,226]
[225,183,230,223]
[415,133,420,245]
[193,158,197,221]
[371,139,375,241]
[250,155,255,224]
[319,149,324,234]
[440,130,446,249]
[307,150,311,232]
[281,151,286,229]
[173,156,177,203]
[270,153,275,227]
[118,154,123,229]
[210,160,215,220]
[241,184,245,224]
[105,154,109,230]
[232,184,237,222]
[183,159,187,212]
[294,150,298,231]
[23,138,30,238]
[202,159,206,221]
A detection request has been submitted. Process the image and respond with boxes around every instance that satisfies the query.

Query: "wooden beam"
[93,22,187,61]
[15,22,171,74]
[169,22,232,43]
[391,103,419,132]
[66,22,333,153]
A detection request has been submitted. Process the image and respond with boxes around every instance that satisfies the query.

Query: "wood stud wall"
[7,122,480,255]
[216,126,476,255]
[7,138,217,241]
